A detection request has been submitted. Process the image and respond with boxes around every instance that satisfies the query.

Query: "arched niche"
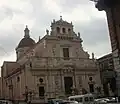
[56,27,60,33]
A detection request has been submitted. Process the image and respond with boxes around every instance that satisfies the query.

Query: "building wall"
[105,6,120,96]
[106,7,120,72]
[1,58,101,101]
[97,53,116,96]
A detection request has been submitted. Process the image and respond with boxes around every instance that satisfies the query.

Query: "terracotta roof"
[17,37,35,49]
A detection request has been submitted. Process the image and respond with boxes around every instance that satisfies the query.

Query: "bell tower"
[50,16,74,37]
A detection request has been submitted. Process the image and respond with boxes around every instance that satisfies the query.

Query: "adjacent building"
[97,53,116,96]
[91,0,120,99]
[1,17,101,102]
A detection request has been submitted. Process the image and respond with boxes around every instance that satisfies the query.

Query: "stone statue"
[46,29,49,35]
[53,19,55,23]
[78,32,80,37]
[60,15,62,20]
[52,48,55,56]
[38,36,40,42]
[92,53,94,59]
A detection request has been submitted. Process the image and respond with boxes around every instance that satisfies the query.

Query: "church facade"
[1,17,101,102]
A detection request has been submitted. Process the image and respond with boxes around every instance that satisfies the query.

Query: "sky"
[0,0,111,66]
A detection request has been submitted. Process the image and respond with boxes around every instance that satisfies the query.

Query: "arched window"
[62,28,66,33]
[56,27,60,33]
[68,28,71,32]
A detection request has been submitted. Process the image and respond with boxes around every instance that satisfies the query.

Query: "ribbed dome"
[16,25,35,49]
[17,37,35,48]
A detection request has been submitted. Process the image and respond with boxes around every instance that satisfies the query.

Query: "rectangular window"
[39,87,45,97]
[63,48,69,60]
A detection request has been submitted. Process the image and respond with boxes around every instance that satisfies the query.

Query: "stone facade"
[1,17,101,102]
[97,53,116,96]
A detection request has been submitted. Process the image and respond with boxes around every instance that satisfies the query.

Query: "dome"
[16,26,35,49]
[17,37,35,48]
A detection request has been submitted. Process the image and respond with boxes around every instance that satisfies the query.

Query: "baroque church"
[1,17,101,102]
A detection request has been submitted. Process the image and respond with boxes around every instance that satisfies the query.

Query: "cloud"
[0,0,111,66]
[75,18,109,45]
[73,17,111,57]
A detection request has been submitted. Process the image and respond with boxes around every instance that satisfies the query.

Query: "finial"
[92,53,94,59]
[46,29,49,35]
[53,19,55,23]
[39,36,41,42]
[60,15,62,20]
[78,32,80,37]
[24,25,30,38]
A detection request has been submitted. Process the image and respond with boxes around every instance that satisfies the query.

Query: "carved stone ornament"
[78,76,82,85]
[52,48,55,56]
[76,48,79,57]
[54,76,61,91]
[63,67,74,73]
[55,76,60,92]
[88,81,95,85]
[46,29,49,35]
[52,44,56,56]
